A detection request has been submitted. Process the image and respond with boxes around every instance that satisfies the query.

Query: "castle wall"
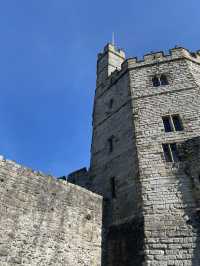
[0,158,102,266]
[91,71,141,223]
[67,167,91,190]
[183,137,200,205]
[188,60,200,87]
[130,57,200,265]
[91,44,144,266]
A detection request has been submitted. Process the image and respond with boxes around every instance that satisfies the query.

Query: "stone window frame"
[162,143,181,162]
[162,114,184,133]
[152,73,169,87]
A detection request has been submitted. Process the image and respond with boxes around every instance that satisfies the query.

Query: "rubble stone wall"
[130,56,200,265]
[0,158,102,266]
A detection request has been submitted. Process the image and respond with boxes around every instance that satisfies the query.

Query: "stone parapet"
[0,156,102,266]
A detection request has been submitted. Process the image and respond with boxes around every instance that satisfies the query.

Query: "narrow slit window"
[172,115,183,131]
[108,137,114,153]
[162,116,173,132]
[110,177,116,198]
[109,99,114,109]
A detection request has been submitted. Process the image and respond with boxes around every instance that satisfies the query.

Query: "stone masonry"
[0,157,102,266]
[131,49,200,266]
[88,44,200,265]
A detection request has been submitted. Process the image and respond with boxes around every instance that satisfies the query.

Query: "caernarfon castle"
[0,43,200,266]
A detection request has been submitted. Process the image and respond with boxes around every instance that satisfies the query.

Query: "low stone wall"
[0,157,102,266]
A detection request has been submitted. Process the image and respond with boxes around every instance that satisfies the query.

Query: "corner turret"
[96,43,125,88]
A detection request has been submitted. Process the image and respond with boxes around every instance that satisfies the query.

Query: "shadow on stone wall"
[177,137,200,265]
[105,214,144,266]
[100,199,111,266]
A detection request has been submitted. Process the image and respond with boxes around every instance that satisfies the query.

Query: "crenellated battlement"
[100,46,200,89]
[123,47,200,70]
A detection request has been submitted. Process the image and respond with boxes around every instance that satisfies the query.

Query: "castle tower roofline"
[119,46,200,71]
[95,46,200,94]
[96,43,126,87]
[97,43,126,61]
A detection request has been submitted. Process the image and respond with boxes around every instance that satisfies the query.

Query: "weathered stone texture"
[130,53,200,265]
[91,46,142,224]
[0,158,102,266]
[96,44,125,90]
[91,71,141,223]
[182,137,200,205]
[90,44,200,265]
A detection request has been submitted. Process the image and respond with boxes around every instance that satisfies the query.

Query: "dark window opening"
[110,177,116,198]
[162,143,180,162]
[191,52,197,58]
[162,144,172,162]
[109,99,114,109]
[152,76,160,87]
[170,143,179,162]
[108,137,114,153]
[160,74,169,86]
[162,116,173,132]
[172,115,183,131]
[152,74,169,87]
[162,114,184,132]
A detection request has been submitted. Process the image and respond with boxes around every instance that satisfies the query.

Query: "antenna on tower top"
[112,32,115,47]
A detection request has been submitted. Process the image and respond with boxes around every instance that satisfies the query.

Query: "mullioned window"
[162,143,180,162]
[152,74,169,87]
[162,115,183,132]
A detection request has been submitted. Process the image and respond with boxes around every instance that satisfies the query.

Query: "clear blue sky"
[0,0,199,176]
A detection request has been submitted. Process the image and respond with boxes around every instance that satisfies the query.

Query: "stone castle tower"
[88,43,200,265]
